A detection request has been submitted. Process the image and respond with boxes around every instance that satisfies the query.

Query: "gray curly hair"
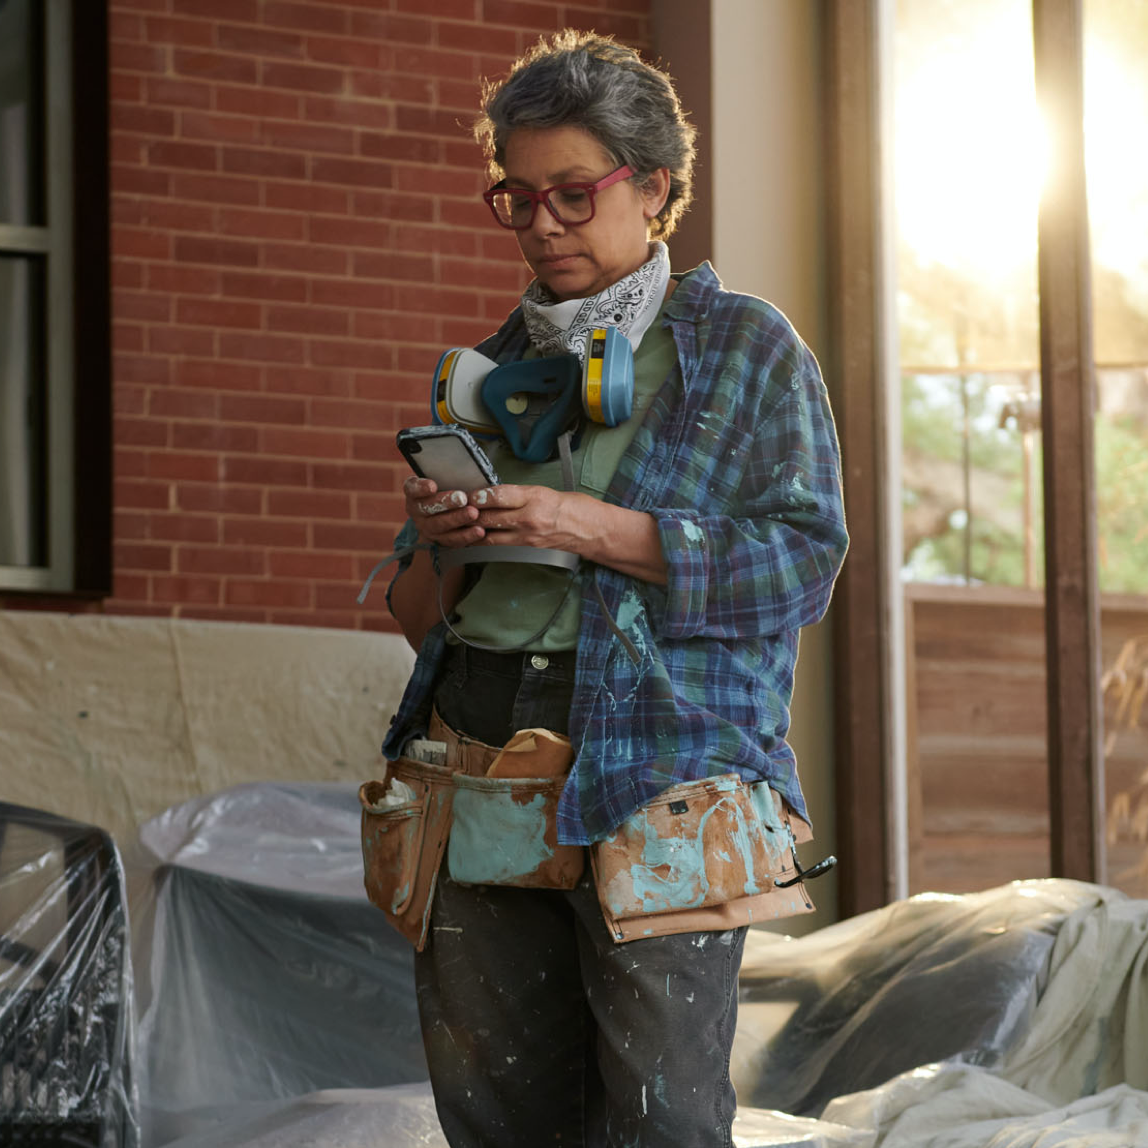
[474,30,696,240]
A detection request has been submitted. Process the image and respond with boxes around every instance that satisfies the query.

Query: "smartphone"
[397,424,500,491]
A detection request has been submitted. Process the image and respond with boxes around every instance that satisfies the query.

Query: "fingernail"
[473,488,490,506]
[449,490,467,507]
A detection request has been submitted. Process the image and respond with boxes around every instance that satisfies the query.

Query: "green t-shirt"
[448,313,677,651]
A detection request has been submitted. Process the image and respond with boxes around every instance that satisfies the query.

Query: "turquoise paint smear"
[449,787,554,885]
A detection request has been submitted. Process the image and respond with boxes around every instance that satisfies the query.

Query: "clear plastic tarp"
[10,780,1148,1146]
[0,802,138,1148]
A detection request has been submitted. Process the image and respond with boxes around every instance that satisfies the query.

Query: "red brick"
[177,484,263,514]
[268,550,356,580]
[438,197,491,229]
[116,353,172,385]
[220,454,307,486]
[309,279,395,311]
[266,304,348,337]
[389,224,478,257]
[260,60,345,94]
[113,104,177,135]
[313,521,386,550]
[216,23,304,59]
[309,339,398,370]
[225,579,312,608]
[354,492,405,521]
[310,461,388,491]
[152,575,224,605]
[271,608,361,629]
[347,11,433,44]
[261,426,350,459]
[354,189,435,224]
[309,216,391,249]
[304,35,384,69]
[114,322,145,352]
[181,604,269,623]
[146,76,213,109]
[148,325,217,357]
[171,172,261,206]
[263,180,349,214]
[146,451,222,482]
[178,546,267,576]
[179,110,262,145]
[564,7,645,41]
[222,270,308,303]
[435,20,518,55]
[175,235,260,267]
[177,297,263,329]
[393,163,481,198]
[389,46,481,79]
[441,317,508,347]
[442,139,486,169]
[263,242,348,275]
[172,422,260,452]
[117,445,148,480]
[145,16,216,48]
[174,359,263,391]
[262,1,349,35]
[350,251,433,280]
[311,156,394,189]
[219,394,306,425]
[350,432,397,463]
[116,416,169,447]
[116,479,173,511]
[219,332,306,364]
[440,256,523,291]
[113,227,172,260]
[319,581,383,611]
[301,96,391,129]
[139,198,216,232]
[110,11,145,42]
[260,119,355,155]
[437,77,486,111]
[351,71,433,103]
[111,72,144,103]
[214,85,302,120]
[149,513,222,543]
[396,0,476,16]
[172,0,259,19]
[351,311,436,343]
[111,41,168,73]
[309,398,394,431]
[113,164,172,197]
[116,542,174,571]
[267,489,352,519]
[263,365,352,397]
[115,384,149,416]
[111,135,144,165]
[147,263,221,295]
[221,147,307,180]
[223,519,309,547]
[149,388,220,420]
[352,374,418,404]
[174,48,259,85]
[359,133,441,165]
[217,206,307,242]
[116,510,151,541]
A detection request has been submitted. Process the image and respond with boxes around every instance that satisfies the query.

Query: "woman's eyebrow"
[503,167,593,188]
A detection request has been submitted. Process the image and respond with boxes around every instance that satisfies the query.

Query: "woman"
[381,30,848,1147]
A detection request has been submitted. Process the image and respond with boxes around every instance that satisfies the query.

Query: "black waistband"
[441,642,578,678]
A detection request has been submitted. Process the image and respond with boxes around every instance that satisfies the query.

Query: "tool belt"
[360,714,815,950]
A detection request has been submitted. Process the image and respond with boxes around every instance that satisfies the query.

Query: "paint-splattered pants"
[415,871,747,1147]
[423,644,747,1145]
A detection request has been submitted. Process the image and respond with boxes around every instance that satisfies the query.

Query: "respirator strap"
[437,546,579,572]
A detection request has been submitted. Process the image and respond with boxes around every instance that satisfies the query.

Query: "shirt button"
[530,654,550,670]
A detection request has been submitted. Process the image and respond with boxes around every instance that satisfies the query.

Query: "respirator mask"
[431,326,634,464]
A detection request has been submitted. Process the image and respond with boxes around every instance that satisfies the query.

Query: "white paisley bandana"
[520,241,671,361]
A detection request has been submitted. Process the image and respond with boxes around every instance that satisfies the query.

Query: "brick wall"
[22,0,650,630]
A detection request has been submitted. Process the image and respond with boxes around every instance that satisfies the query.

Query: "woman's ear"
[640,167,671,220]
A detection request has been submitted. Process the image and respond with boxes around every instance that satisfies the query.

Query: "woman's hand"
[470,484,668,585]
[402,475,488,549]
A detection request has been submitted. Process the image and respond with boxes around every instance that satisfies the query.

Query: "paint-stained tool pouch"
[360,754,456,952]
[447,728,584,889]
[590,774,816,943]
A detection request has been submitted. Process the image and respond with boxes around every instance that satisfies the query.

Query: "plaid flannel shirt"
[382,262,848,845]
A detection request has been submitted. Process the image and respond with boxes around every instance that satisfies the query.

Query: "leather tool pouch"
[590,774,816,943]
[360,710,498,952]
[448,773,584,889]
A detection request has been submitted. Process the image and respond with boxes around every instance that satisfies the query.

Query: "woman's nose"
[529,200,564,237]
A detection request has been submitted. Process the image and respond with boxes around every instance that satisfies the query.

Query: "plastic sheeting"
[100,779,1148,1146]
[127,782,426,1148]
[0,802,138,1148]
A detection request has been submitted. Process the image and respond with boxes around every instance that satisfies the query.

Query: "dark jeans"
[419,644,747,1147]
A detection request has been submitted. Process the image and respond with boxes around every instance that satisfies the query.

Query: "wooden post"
[1032,0,1105,882]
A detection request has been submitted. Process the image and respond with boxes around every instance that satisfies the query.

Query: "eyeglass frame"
[482,164,636,230]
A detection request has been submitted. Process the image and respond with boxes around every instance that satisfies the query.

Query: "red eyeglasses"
[483,165,635,230]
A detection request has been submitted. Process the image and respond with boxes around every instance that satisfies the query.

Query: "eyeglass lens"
[489,185,596,229]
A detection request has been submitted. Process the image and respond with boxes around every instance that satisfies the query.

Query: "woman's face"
[501,125,669,302]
